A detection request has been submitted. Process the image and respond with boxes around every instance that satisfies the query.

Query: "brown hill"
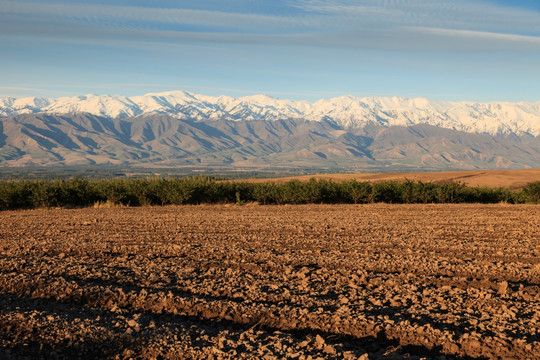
[245,168,540,189]
[1,113,539,171]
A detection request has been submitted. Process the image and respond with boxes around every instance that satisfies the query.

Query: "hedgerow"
[0,177,538,210]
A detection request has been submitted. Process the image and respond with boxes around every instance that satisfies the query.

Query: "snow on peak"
[0,91,539,136]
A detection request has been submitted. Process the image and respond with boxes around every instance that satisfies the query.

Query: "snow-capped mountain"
[1,91,539,137]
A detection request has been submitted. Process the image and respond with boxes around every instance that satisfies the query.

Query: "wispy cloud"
[4,22,538,53]
[0,86,47,93]
[291,0,540,34]
[413,27,540,44]
[0,86,54,98]
[0,0,309,32]
[1,0,539,53]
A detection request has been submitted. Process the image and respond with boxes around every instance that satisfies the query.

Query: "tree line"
[0,176,539,210]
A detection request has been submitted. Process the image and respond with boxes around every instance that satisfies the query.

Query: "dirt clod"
[0,204,538,359]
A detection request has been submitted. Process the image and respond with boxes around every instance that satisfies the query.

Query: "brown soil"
[0,204,538,359]
[245,168,540,189]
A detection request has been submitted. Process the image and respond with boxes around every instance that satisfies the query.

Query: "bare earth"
[0,204,538,359]
[248,169,540,189]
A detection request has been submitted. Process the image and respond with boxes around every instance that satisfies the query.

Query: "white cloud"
[0,1,308,31]
[413,27,540,44]
[291,0,540,34]
[0,86,46,92]
[1,0,539,52]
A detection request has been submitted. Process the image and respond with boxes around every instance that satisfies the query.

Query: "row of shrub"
[0,176,539,210]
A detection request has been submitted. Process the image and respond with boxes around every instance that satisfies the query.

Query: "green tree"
[522,181,540,203]
[344,180,373,204]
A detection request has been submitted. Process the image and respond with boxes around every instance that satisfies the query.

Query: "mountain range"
[1,91,539,170]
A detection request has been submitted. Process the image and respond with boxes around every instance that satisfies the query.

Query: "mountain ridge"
[1,113,538,170]
[1,91,539,137]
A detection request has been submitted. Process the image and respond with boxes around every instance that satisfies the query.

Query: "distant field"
[246,168,540,189]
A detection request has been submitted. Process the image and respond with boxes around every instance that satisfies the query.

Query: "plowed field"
[0,204,538,359]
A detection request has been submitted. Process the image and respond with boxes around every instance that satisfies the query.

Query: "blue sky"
[1,0,539,101]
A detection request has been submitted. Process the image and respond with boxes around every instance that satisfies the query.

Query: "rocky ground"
[0,204,538,359]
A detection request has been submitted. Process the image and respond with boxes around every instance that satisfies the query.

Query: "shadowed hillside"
[1,114,539,170]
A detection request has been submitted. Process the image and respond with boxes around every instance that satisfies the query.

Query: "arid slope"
[249,168,540,189]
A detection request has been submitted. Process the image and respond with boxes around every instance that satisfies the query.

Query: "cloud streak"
[1,0,539,53]
[2,19,539,53]
[291,0,540,34]
[0,1,309,32]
